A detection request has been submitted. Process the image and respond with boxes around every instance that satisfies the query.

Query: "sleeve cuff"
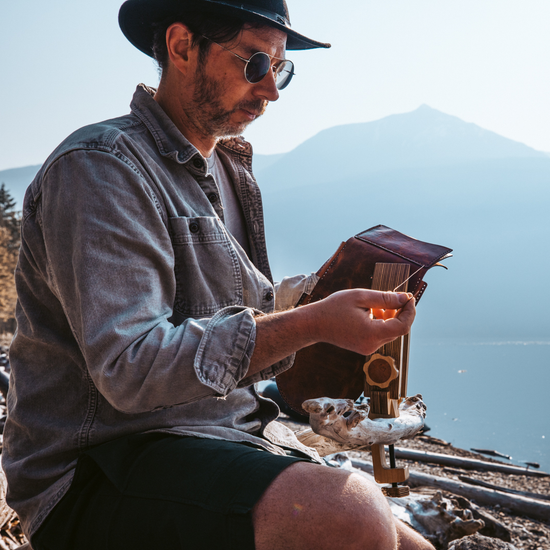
[193,306,257,395]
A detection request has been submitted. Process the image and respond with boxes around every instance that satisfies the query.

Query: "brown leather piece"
[276,225,452,417]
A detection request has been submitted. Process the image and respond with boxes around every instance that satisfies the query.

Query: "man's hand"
[249,289,415,376]
[305,289,415,357]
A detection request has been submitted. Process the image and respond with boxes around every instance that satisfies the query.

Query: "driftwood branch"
[451,496,512,542]
[457,476,550,502]
[351,458,550,523]
[392,448,549,478]
[387,490,484,547]
[296,395,426,456]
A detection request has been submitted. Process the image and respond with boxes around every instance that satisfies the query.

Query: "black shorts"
[32,433,312,550]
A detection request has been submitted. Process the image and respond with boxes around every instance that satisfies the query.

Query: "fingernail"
[398,293,409,304]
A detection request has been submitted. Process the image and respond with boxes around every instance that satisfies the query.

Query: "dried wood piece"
[471,449,512,460]
[452,496,512,542]
[417,435,451,447]
[457,476,550,502]
[387,490,484,548]
[392,448,550,477]
[297,394,426,456]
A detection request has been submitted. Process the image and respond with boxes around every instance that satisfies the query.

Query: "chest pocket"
[169,216,242,319]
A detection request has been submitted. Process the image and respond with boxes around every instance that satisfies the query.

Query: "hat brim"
[119,0,331,57]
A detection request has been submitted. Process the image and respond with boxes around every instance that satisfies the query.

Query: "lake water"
[407,338,550,473]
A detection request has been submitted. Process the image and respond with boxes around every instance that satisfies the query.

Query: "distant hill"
[252,153,286,176]
[3,106,549,340]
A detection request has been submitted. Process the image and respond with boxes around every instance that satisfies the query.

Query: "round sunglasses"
[202,35,295,90]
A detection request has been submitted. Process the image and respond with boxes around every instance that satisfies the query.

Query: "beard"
[188,63,268,139]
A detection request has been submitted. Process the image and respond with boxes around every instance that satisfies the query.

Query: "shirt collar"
[130,84,199,164]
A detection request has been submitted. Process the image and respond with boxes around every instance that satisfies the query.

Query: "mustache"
[235,99,268,117]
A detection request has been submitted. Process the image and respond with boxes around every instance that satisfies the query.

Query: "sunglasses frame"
[201,35,295,90]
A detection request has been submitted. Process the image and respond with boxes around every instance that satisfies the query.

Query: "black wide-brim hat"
[119,0,331,56]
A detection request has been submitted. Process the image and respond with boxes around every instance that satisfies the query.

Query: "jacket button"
[189,222,199,233]
[265,291,274,302]
[207,193,218,203]
[193,158,203,169]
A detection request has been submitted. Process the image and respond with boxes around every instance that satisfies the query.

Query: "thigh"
[32,434,310,550]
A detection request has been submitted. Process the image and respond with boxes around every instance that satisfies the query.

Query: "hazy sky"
[1,0,549,171]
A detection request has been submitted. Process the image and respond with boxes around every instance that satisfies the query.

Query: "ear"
[165,22,196,76]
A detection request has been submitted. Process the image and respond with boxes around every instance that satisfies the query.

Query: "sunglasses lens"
[275,60,294,90]
[245,54,295,90]
[245,52,271,84]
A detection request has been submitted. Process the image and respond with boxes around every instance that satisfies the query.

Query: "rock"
[447,533,519,549]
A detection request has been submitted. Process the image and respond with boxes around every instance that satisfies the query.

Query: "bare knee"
[253,462,397,550]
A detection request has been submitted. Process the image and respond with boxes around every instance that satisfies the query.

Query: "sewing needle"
[392,265,424,293]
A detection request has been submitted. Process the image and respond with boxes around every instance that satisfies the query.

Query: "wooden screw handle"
[364,354,399,389]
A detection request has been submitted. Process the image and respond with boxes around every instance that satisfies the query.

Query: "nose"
[252,66,280,102]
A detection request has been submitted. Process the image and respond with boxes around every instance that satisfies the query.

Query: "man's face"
[186,25,287,140]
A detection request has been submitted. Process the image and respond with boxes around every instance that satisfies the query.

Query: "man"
[3,1,433,548]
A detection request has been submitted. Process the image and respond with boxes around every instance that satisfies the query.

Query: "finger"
[374,308,397,320]
[371,308,385,319]
[394,297,416,326]
[374,299,416,339]
[383,308,397,320]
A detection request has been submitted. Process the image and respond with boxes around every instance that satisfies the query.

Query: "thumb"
[358,290,413,310]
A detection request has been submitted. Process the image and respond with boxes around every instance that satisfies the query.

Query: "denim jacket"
[2,84,320,538]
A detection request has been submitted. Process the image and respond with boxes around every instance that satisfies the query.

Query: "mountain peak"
[255,105,547,188]
[414,103,437,112]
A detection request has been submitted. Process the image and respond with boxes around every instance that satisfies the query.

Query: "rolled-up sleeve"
[40,149,259,413]
[194,307,256,394]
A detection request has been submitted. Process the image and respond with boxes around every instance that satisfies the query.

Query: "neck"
[154,79,217,158]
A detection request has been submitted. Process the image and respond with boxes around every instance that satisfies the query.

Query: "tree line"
[0,184,21,334]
